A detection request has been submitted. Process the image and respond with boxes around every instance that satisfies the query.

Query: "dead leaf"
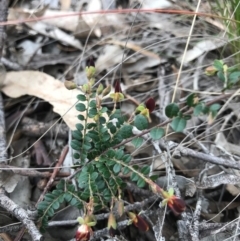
[82,0,102,37]
[8,8,82,49]
[178,39,226,64]
[95,45,123,73]
[226,184,240,196]
[2,71,83,130]
[27,21,82,49]
[60,0,71,11]
[142,0,172,8]
[104,39,160,60]
[0,139,30,193]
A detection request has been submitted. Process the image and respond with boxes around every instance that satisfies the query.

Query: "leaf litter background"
[1,0,240,240]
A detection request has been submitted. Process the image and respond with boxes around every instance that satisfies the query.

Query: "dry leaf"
[2,71,83,130]
[95,45,123,73]
[141,0,172,9]
[178,39,225,64]
[60,0,71,11]
[104,39,160,60]
[8,8,82,49]
[0,139,30,193]
[27,22,82,49]
[82,0,102,37]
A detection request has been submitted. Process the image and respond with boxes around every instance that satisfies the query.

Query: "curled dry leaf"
[8,8,82,49]
[2,71,84,130]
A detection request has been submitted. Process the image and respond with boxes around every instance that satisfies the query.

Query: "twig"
[37,145,69,204]
[47,195,158,227]
[14,146,69,241]
[21,117,68,139]
[0,223,22,233]
[0,163,70,178]
[0,189,43,241]
[178,146,240,170]
[0,2,43,240]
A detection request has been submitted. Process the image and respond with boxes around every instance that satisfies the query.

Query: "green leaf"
[115,149,124,159]
[83,142,92,151]
[99,117,106,124]
[150,127,164,140]
[78,114,85,121]
[209,104,221,112]
[131,172,139,182]
[123,166,130,174]
[202,106,209,114]
[186,93,198,107]
[71,140,81,151]
[77,94,86,101]
[134,114,148,130]
[89,100,96,108]
[193,103,204,116]
[131,137,144,148]
[183,115,191,120]
[171,117,187,132]
[113,163,122,173]
[52,201,60,210]
[141,166,150,175]
[106,149,115,158]
[76,123,84,132]
[72,130,82,141]
[102,133,111,142]
[229,71,240,84]
[209,104,221,117]
[100,107,108,113]
[217,71,225,82]
[73,153,80,159]
[91,172,98,180]
[88,108,97,117]
[137,178,146,188]
[213,59,224,70]
[165,103,180,118]
[118,125,133,138]
[76,103,86,112]
[87,123,97,129]
[122,154,131,163]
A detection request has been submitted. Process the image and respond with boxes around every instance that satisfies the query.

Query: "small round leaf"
[150,127,164,140]
[132,137,144,148]
[134,114,148,130]
[76,103,86,112]
[165,103,180,118]
[171,117,187,132]
[77,94,86,101]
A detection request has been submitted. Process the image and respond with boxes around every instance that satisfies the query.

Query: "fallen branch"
[0,189,43,241]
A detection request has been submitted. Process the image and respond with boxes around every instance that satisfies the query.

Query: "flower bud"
[85,57,96,79]
[107,212,117,237]
[102,85,111,97]
[145,98,155,113]
[161,188,186,215]
[75,224,92,241]
[85,66,95,79]
[167,197,186,215]
[89,78,95,86]
[205,66,218,76]
[116,199,124,217]
[82,83,91,94]
[97,83,104,95]
[96,95,102,109]
[64,80,77,90]
[128,212,149,232]
[114,80,122,93]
